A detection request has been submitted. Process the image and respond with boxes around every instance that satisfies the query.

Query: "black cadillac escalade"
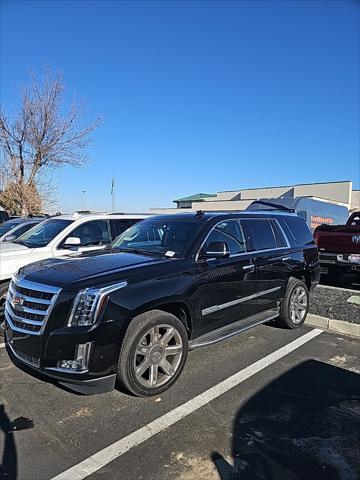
[4,212,320,397]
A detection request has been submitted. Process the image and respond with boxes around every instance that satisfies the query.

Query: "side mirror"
[201,241,230,260]
[3,234,16,242]
[64,236,81,248]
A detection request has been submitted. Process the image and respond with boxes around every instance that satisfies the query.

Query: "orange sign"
[311,215,334,230]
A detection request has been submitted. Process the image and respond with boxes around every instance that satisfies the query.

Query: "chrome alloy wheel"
[134,324,184,388]
[289,286,308,324]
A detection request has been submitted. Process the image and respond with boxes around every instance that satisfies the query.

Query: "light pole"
[82,190,87,211]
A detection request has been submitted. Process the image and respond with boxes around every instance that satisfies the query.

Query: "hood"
[0,242,31,255]
[17,249,168,288]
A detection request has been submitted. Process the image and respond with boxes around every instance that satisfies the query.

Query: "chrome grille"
[5,275,61,336]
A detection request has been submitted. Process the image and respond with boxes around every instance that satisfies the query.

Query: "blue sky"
[1,0,359,213]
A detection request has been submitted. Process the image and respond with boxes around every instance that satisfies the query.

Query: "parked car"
[0,209,10,224]
[0,213,151,315]
[247,197,349,231]
[4,211,320,396]
[314,211,360,280]
[0,218,44,243]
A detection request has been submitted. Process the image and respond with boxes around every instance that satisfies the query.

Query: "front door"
[196,219,258,334]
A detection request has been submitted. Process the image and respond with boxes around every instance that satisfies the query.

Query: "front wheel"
[117,310,188,397]
[277,278,309,329]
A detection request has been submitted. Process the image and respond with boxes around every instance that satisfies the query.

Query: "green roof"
[173,193,216,203]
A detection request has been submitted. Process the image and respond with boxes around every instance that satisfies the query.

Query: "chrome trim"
[202,286,281,316]
[242,264,255,271]
[5,305,43,325]
[45,366,89,374]
[5,276,61,336]
[273,219,291,248]
[8,283,52,305]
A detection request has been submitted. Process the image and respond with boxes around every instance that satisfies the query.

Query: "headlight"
[67,281,127,327]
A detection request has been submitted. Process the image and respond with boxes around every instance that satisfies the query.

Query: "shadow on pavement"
[212,360,360,480]
[320,272,360,291]
[0,405,34,480]
[0,405,17,480]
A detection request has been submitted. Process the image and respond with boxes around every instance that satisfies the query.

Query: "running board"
[189,309,279,350]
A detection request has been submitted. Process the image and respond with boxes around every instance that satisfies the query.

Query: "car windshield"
[14,219,73,248]
[0,222,21,236]
[111,218,203,257]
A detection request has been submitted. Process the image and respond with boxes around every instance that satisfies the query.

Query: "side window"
[284,218,314,245]
[110,219,139,239]
[270,220,288,248]
[243,219,277,251]
[203,220,246,255]
[65,220,111,247]
[16,223,36,237]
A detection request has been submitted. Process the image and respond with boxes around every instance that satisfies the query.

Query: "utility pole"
[111,176,116,213]
[82,190,87,211]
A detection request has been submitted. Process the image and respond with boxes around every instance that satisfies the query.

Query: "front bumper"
[4,316,119,395]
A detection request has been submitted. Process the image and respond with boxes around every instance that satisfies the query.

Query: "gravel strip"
[310,285,360,324]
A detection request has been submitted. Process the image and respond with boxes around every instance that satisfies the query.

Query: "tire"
[277,277,309,329]
[117,310,189,397]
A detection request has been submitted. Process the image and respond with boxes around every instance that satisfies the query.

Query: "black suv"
[4,212,320,397]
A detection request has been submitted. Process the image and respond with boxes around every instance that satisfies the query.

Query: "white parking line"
[51,328,322,480]
[0,343,5,349]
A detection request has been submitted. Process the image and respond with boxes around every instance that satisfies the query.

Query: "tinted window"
[65,220,111,247]
[204,220,246,255]
[270,220,288,248]
[284,218,314,245]
[110,219,140,238]
[12,223,38,239]
[244,219,277,251]
[0,222,21,236]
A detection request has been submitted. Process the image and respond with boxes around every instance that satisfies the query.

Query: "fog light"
[58,342,93,372]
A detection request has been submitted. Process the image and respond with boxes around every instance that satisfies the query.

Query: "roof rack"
[248,200,295,213]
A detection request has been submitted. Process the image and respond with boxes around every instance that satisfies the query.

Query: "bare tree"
[0,66,103,214]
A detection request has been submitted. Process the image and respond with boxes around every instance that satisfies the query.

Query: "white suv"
[0,213,150,314]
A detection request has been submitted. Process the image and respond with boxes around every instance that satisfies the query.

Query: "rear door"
[196,219,258,334]
[241,218,291,313]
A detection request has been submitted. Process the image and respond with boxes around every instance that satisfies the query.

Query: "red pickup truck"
[314,211,360,279]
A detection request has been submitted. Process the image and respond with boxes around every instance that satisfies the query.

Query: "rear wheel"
[277,278,309,329]
[117,310,188,397]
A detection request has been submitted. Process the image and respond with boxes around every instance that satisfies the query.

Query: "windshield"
[111,218,203,257]
[0,222,21,236]
[15,219,73,248]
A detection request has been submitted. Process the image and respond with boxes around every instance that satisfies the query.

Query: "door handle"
[243,264,255,272]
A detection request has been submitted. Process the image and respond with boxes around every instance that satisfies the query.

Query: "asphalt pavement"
[1,323,359,480]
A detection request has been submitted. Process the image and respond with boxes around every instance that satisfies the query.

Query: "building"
[150,180,359,214]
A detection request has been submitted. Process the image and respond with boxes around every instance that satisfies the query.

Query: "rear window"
[243,219,277,251]
[284,218,314,245]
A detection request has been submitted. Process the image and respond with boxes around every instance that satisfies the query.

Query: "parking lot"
[1,323,359,480]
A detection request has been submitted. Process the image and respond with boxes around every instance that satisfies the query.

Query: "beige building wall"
[239,186,292,200]
[191,199,253,211]
[294,181,352,205]
[351,190,360,212]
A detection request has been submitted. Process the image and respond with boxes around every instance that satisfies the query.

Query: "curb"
[305,314,360,338]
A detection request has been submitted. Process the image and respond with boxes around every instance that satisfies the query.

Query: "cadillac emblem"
[12,295,25,310]
[352,235,360,244]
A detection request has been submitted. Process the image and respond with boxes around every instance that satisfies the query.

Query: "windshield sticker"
[165,250,175,257]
